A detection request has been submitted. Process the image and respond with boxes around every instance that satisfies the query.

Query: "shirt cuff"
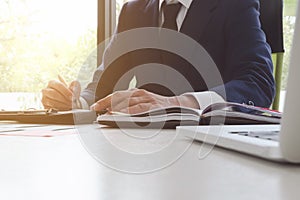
[182,91,225,109]
[79,97,90,110]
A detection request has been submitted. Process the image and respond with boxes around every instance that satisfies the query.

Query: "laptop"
[176,1,300,163]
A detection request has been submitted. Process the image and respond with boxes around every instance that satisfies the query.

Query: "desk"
[0,123,300,200]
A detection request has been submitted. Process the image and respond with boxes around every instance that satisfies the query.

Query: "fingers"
[47,80,73,101]
[90,93,112,112]
[69,80,81,99]
[120,103,154,114]
[91,89,138,112]
[42,88,72,110]
[115,95,154,111]
[41,80,74,111]
[91,89,162,114]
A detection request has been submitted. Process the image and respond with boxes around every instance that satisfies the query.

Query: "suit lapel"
[181,0,219,42]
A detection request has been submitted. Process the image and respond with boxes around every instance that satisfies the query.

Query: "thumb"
[69,80,81,99]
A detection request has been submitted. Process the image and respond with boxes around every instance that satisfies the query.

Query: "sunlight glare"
[27,0,97,43]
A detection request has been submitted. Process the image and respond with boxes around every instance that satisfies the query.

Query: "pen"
[58,74,68,87]
[58,75,82,109]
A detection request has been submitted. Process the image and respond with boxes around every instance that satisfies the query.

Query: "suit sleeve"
[80,3,132,106]
[211,0,275,108]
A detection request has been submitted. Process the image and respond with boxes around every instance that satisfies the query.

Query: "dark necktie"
[161,1,182,31]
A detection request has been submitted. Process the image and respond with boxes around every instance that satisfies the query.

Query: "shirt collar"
[159,0,193,11]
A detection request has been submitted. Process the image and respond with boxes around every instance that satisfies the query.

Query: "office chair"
[259,0,285,110]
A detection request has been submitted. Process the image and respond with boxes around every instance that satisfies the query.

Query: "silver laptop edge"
[280,0,300,162]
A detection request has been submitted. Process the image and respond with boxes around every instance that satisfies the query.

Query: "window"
[276,0,297,110]
[116,0,129,20]
[282,0,297,90]
[0,0,97,109]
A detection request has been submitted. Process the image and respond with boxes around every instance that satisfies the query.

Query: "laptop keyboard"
[229,130,280,141]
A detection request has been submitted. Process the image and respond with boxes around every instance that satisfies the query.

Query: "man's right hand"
[41,79,81,111]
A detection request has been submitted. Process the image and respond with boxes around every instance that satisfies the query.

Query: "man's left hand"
[90,88,199,114]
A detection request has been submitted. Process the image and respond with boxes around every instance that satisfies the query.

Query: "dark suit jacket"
[81,0,275,108]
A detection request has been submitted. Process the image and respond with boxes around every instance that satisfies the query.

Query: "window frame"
[97,0,116,65]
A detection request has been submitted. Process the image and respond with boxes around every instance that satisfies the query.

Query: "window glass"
[116,0,129,23]
[282,0,297,90]
[0,0,97,109]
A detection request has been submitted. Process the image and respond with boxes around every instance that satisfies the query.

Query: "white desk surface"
[0,123,300,200]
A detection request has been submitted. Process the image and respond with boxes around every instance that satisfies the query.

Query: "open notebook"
[97,102,281,129]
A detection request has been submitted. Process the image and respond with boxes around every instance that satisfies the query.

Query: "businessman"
[42,0,275,114]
